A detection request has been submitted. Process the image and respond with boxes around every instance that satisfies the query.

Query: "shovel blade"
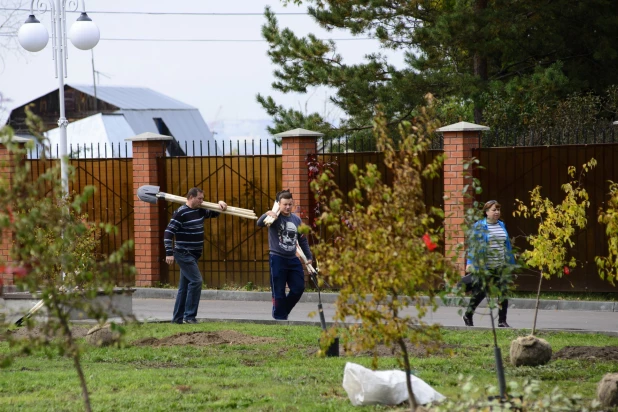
[137,185,161,204]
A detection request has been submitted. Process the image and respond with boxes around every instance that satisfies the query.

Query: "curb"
[132,288,618,312]
[132,318,618,338]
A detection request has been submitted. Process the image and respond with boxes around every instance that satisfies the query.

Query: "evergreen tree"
[259,0,618,139]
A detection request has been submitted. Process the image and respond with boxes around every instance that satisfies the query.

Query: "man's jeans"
[172,250,203,323]
[269,254,305,320]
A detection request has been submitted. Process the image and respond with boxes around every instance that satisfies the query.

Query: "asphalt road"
[133,297,618,335]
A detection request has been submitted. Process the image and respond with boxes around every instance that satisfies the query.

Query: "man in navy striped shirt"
[164,188,227,324]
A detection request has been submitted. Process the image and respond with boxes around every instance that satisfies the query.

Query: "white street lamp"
[17,15,48,52]
[17,0,100,195]
[69,12,100,50]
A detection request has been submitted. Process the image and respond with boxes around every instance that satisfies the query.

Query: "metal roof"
[69,84,196,110]
[11,84,218,156]
[121,109,217,155]
[37,109,218,157]
[44,113,136,157]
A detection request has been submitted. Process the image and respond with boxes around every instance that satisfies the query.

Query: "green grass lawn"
[1,322,616,411]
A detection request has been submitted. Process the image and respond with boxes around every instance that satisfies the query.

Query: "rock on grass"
[510,335,552,367]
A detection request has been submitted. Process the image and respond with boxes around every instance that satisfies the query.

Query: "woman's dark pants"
[465,268,509,323]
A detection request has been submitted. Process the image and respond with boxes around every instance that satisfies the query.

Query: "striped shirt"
[486,222,507,268]
[164,205,219,259]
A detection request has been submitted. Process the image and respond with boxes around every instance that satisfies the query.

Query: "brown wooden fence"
[321,150,444,209]
[474,144,618,292]
[26,156,134,285]
[314,149,445,246]
[23,139,618,293]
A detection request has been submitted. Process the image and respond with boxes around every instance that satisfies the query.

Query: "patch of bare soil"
[6,325,90,341]
[553,346,618,361]
[349,342,457,358]
[132,330,279,347]
[307,340,457,357]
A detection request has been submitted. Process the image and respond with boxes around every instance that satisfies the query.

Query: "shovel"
[14,298,45,326]
[310,266,339,357]
[297,247,339,357]
[137,185,257,219]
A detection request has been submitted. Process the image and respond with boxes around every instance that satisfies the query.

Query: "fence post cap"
[436,121,490,132]
[125,132,173,142]
[10,135,32,144]
[274,128,324,138]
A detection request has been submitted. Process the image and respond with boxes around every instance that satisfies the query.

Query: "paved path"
[3,287,616,334]
[132,293,618,336]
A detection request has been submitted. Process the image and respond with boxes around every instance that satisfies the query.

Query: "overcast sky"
[0,0,404,136]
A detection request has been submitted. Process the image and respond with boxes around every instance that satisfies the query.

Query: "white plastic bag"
[342,362,445,406]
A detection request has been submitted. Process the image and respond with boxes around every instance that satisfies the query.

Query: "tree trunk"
[398,337,418,411]
[59,314,92,412]
[532,271,543,336]
[488,305,507,399]
[473,0,488,125]
[73,351,92,412]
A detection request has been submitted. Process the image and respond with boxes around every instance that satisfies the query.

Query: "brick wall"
[0,139,27,285]
[277,129,321,224]
[126,133,171,286]
[438,122,488,274]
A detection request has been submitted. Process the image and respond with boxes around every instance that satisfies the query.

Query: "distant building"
[6,84,217,157]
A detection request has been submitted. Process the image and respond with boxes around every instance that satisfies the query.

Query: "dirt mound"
[306,340,457,358]
[132,330,279,347]
[7,325,90,341]
[351,342,457,358]
[553,346,618,361]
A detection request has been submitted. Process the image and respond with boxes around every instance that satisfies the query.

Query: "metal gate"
[160,142,281,288]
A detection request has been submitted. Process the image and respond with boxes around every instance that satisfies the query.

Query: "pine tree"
[259,1,618,138]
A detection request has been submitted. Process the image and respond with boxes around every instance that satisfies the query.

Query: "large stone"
[86,324,118,347]
[597,373,618,407]
[509,335,552,367]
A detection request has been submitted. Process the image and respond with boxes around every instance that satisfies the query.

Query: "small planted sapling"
[510,158,595,366]
[310,96,458,411]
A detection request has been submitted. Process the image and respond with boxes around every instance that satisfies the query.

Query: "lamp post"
[17,0,100,195]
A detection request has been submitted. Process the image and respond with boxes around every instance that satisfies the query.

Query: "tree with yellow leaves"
[514,159,596,335]
[596,182,618,286]
[308,96,458,411]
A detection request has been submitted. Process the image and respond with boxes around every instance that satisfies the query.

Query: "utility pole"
[91,49,97,112]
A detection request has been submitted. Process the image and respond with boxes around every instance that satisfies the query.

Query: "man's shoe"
[183,319,198,324]
[171,320,183,324]
[462,314,474,327]
[498,321,511,328]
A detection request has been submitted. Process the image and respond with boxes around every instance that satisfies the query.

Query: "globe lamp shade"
[68,13,100,50]
[17,15,49,52]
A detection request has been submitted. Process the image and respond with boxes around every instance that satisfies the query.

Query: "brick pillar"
[275,128,322,224]
[437,121,489,274]
[126,132,171,286]
[0,137,29,286]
